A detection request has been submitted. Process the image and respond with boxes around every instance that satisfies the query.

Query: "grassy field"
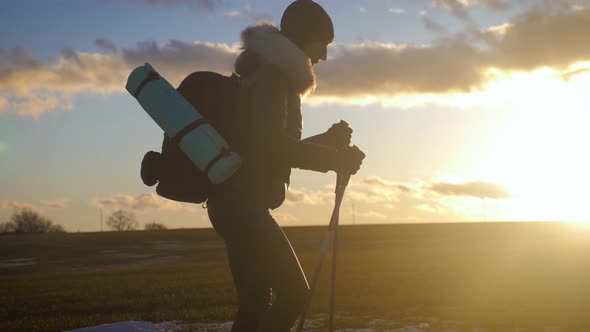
[1,222,590,331]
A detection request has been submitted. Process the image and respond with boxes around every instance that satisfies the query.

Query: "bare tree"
[2,208,65,233]
[48,224,65,233]
[144,222,167,231]
[106,209,139,231]
[0,220,16,233]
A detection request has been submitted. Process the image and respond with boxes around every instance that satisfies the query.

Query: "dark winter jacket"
[213,24,337,209]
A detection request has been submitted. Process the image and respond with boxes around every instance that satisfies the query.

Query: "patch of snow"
[63,319,566,332]
[149,241,189,250]
[180,321,233,331]
[387,326,426,332]
[0,257,36,268]
[65,321,179,332]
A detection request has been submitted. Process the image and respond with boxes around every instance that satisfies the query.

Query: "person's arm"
[302,121,352,147]
[248,65,338,173]
[301,133,328,145]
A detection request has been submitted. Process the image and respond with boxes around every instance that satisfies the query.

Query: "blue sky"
[2,0,590,231]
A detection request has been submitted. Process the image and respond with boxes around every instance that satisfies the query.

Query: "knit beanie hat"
[280,0,334,48]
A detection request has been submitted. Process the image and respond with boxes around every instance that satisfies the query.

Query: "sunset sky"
[2,0,590,231]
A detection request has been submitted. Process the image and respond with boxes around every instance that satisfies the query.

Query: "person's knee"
[276,283,309,315]
[294,285,309,311]
[239,288,272,315]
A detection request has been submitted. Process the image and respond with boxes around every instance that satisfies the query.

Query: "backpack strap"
[230,73,252,142]
[170,118,209,145]
[133,71,160,98]
[204,147,231,174]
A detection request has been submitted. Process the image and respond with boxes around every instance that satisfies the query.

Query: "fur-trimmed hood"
[236,24,316,96]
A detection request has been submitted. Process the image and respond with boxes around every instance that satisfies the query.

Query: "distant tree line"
[144,221,167,230]
[105,209,166,231]
[0,208,170,234]
[0,208,65,234]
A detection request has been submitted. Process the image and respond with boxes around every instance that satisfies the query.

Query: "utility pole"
[100,208,103,232]
[352,200,356,225]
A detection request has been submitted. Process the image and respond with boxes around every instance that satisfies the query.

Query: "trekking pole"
[295,172,350,332]
[329,173,350,332]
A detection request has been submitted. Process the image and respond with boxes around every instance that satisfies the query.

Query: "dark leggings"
[207,197,309,332]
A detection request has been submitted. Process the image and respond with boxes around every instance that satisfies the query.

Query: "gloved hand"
[141,151,162,186]
[324,120,353,147]
[332,145,365,175]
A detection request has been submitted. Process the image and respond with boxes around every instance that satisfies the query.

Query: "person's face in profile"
[301,40,330,65]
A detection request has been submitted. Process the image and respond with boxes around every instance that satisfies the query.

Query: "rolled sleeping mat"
[125,63,241,184]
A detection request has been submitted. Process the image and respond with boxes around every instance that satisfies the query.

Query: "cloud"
[420,11,447,33]
[388,7,407,15]
[285,187,332,206]
[342,177,498,221]
[285,188,305,203]
[339,176,416,207]
[485,22,513,37]
[561,67,590,80]
[92,193,200,212]
[362,176,412,193]
[315,39,486,98]
[0,40,238,117]
[0,199,69,210]
[4,6,590,117]
[432,0,471,20]
[274,212,298,224]
[39,199,69,209]
[100,0,221,11]
[0,201,37,211]
[121,39,237,80]
[432,0,511,20]
[282,177,512,223]
[363,177,507,220]
[224,5,273,23]
[0,96,8,112]
[430,181,510,199]
[478,0,511,11]
[95,39,118,54]
[143,0,217,6]
[490,7,590,71]
[285,181,407,208]
[313,6,590,100]
[0,47,126,117]
[350,210,387,219]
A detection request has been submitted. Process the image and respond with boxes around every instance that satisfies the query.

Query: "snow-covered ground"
[65,320,434,332]
[0,257,36,268]
[64,318,566,332]
[66,321,181,332]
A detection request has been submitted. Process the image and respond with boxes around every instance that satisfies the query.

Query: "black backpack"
[140,71,241,204]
